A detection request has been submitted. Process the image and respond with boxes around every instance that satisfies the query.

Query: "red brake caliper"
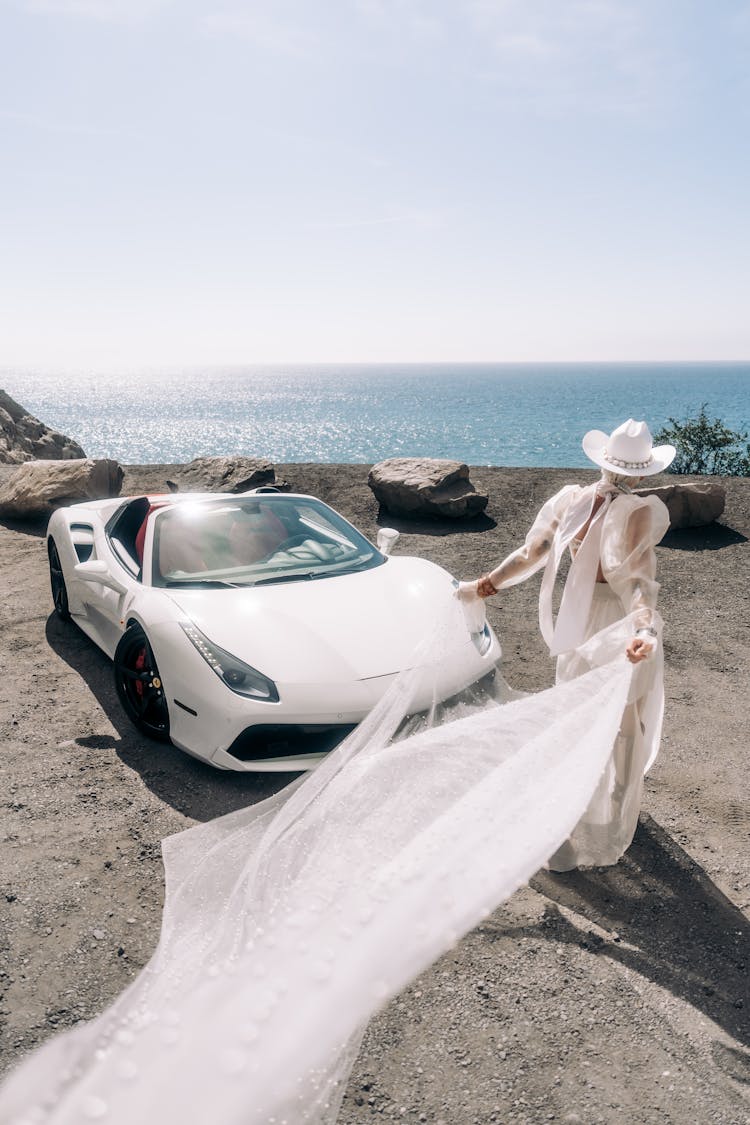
[134,645,147,700]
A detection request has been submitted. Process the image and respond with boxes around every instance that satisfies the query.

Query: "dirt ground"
[1,464,749,1125]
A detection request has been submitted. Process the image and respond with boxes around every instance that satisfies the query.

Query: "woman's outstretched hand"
[456,576,497,601]
[626,637,653,664]
[476,575,498,599]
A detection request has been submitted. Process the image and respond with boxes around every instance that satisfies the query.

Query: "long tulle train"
[0,650,634,1125]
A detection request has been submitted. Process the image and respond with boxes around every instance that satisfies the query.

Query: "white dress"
[486,480,671,870]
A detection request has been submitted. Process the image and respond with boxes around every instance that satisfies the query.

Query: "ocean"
[2,363,749,468]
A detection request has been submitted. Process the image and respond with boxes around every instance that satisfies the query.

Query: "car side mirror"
[376,528,399,556]
[74,560,128,594]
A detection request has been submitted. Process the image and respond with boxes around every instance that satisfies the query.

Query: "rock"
[636,481,726,529]
[0,458,123,519]
[171,456,284,493]
[0,390,86,464]
[368,458,488,519]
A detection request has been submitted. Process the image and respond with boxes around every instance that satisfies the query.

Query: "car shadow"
[0,515,49,538]
[44,614,296,822]
[660,523,747,551]
[479,814,750,1068]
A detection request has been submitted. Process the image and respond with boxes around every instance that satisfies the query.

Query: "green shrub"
[654,405,750,476]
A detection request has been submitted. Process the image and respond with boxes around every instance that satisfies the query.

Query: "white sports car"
[46,490,500,771]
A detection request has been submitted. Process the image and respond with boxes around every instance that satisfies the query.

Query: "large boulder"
[636,481,726,529]
[0,390,86,464]
[368,458,488,519]
[169,456,283,493]
[0,458,123,519]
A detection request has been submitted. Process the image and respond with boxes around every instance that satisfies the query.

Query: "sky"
[1,0,749,369]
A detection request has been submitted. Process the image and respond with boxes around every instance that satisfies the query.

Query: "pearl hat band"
[602,452,653,470]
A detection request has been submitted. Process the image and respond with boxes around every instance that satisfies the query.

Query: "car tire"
[114,624,171,742]
[48,539,72,622]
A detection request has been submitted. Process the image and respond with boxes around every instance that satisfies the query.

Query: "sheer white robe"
[486,481,670,870]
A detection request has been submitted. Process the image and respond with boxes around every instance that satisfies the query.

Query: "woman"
[461,419,675,870]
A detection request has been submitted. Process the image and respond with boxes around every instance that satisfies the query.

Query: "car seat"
[227,509,288,566]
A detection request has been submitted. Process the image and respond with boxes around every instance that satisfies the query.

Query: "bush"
[654,405,750,476]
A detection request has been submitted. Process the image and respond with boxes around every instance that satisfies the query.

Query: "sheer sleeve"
[600,495,670,634]
[487,486,579,590]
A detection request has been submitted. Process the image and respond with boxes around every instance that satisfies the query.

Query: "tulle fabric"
[0,639,636,1125]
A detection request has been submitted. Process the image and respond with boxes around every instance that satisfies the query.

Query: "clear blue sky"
[1,0,749,369]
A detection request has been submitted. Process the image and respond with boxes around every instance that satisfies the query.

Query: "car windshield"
[150,495,384,588]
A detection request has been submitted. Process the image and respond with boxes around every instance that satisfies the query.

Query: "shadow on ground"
[375,508,497,536]
[491,815,750,1072]
[0,515,48,538]
[661,523,747,550]
[45,614,295,822]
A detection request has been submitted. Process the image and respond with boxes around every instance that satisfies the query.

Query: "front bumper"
[147,620,501,772]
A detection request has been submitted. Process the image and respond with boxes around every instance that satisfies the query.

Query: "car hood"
[164,556,475,683]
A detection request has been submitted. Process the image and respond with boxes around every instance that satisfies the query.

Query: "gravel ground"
[1,463,749,1125]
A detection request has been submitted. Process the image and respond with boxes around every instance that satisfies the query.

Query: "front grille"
[225,723,356,763]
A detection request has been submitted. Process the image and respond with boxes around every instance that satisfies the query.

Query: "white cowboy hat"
[582,419,675,476]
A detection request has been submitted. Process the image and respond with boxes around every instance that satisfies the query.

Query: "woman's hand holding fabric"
[625,636,654,664]
[476,575,499,598]
[456,576,498,600]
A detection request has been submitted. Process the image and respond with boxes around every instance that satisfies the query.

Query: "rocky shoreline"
[1,462,749,1123]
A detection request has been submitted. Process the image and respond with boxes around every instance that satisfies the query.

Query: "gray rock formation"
[169,456,284,493]
[0,458,123,519]
[368,457,489,519]
[636,481,726,529]
[0,390,86,464]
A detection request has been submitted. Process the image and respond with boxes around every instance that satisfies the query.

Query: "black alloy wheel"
[48,539,71,622]
[114,624,171,742]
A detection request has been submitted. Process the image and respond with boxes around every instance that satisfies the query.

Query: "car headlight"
[451,578,492,656]
[180,622,279,702]
[471,623,492,656]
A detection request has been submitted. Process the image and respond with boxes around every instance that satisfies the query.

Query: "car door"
[72,524,139,657]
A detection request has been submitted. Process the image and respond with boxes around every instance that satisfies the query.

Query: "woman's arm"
[481,526,554,594]
[471,487,576,599]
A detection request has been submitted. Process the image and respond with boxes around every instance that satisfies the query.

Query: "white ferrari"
[46,490,500,771]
